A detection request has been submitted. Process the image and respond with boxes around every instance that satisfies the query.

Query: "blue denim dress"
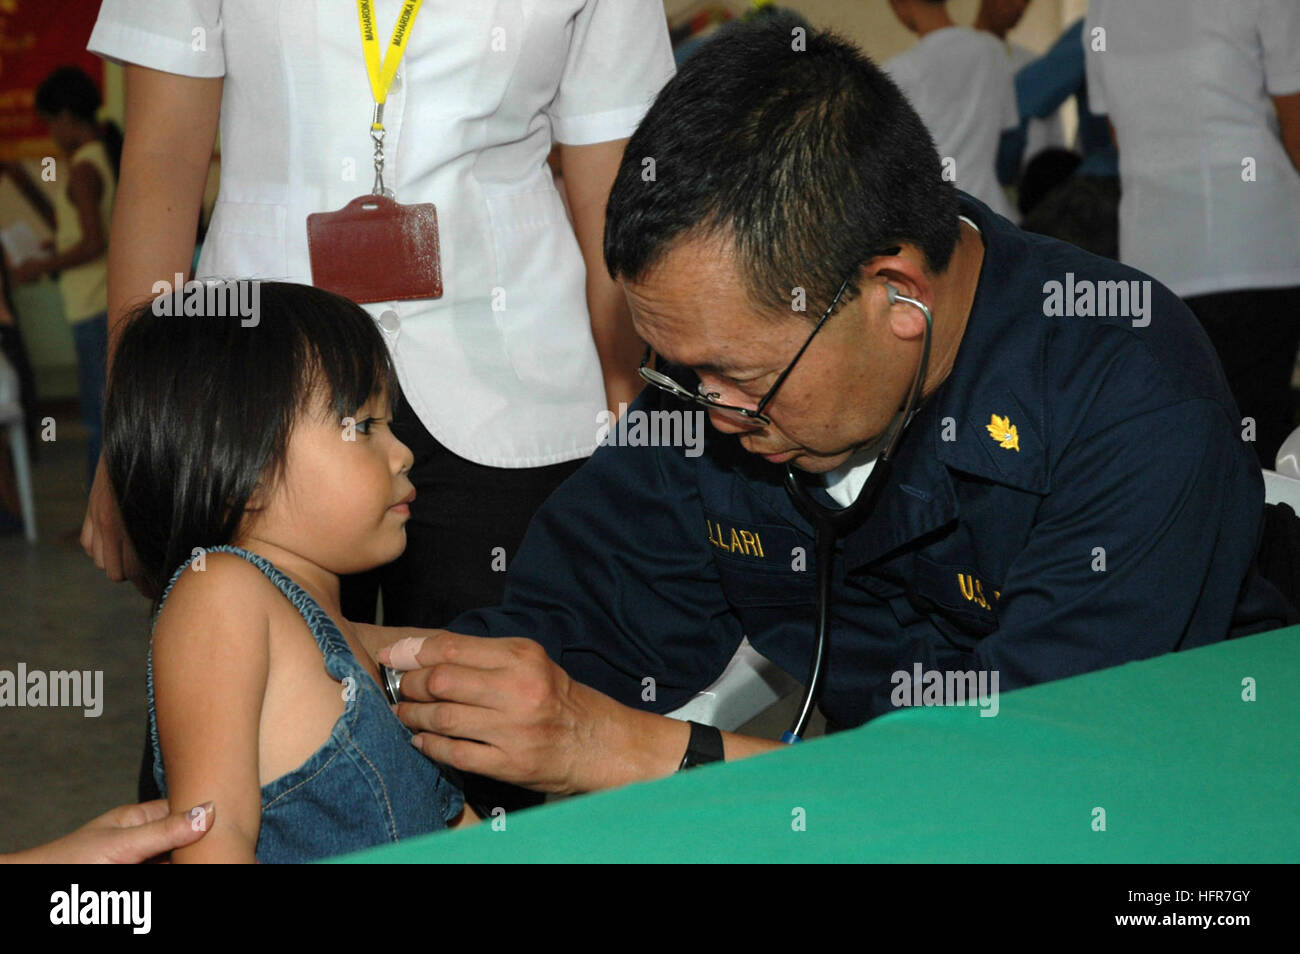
[147,545,464,862]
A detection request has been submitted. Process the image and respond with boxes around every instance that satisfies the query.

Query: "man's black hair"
[604,12,959,316]
[104,281,398,601]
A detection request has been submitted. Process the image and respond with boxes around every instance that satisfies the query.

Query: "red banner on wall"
[0,0,105,159]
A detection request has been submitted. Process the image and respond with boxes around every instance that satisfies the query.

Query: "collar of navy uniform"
[930,193,1051,497]
[719,193,1051,566]
[836,193,1052,569]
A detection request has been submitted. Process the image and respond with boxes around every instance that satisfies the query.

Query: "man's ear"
[861,250,933,342]
[888,293,929,342]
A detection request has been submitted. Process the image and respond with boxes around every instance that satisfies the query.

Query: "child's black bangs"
[297,315,399,422]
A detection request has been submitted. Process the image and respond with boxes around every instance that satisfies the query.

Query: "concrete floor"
[0,411,150,854]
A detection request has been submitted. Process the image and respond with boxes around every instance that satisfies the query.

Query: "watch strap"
[677,720,725,771]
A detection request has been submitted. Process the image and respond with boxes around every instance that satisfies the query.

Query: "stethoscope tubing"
[780,287,933,743]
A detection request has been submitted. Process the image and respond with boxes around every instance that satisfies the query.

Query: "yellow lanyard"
[356,0,423,194]
[357,0,424,132]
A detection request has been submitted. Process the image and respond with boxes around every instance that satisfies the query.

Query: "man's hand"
[379,629,689,795]
[81,454,149,595]
[3,800,214,864]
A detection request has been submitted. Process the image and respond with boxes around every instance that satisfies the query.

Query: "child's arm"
[151,555,272,863]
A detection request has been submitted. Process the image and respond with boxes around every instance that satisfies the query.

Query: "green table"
[333,626,1299,862]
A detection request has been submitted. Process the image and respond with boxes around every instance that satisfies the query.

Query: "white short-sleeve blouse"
[90,0,676,467]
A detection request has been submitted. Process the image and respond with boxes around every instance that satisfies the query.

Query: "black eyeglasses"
[638,249,900,428]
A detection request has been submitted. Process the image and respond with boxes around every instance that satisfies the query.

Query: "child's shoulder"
[153,550,279,654]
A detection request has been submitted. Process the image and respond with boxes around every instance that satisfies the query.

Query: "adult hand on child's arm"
[2,800,214,864]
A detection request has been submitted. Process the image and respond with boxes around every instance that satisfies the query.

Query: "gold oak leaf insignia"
[985,413,1020,452]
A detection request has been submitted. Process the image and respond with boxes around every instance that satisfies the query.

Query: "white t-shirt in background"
[1085,0,1300,298]
[886,26,1020,221]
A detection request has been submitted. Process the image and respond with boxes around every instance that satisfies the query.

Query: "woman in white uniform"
[83,0,675,808]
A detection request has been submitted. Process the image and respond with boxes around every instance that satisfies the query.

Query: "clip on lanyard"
[305,0,443,304]
[357,0,424,197]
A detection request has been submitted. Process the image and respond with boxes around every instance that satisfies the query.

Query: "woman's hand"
[2,800,214,864]
[81,453,149,595]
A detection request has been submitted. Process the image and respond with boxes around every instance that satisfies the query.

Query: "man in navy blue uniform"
[379,15,1292,794]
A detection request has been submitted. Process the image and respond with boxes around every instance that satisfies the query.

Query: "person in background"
[1086,0,1300,467]
[973,0,1065,188]
[1009,19,1118,182]
[670,0,809,67]
[885,0,1019,221]
[1009,18,1120,260]
[0,67,119,492]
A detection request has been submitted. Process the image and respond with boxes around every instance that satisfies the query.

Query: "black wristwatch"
[677,720,725,771]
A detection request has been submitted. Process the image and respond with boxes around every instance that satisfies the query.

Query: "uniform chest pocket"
[907,555,1002,637]
[407,0,524,122]
[705,512,815,608]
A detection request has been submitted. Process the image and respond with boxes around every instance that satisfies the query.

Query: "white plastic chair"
[0,350,36,542]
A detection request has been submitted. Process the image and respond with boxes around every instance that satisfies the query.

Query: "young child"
[104,281,472,862]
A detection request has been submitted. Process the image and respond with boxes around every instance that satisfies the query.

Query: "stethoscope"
[779,283,933,743]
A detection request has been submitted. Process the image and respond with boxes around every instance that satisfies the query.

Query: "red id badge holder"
[307,194,443,303]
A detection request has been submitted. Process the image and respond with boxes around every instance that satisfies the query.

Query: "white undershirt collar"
[820,215,978,507]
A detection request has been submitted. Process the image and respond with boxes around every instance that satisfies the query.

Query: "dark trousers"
[1184,285,1300,467]
[142,398,589,808]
